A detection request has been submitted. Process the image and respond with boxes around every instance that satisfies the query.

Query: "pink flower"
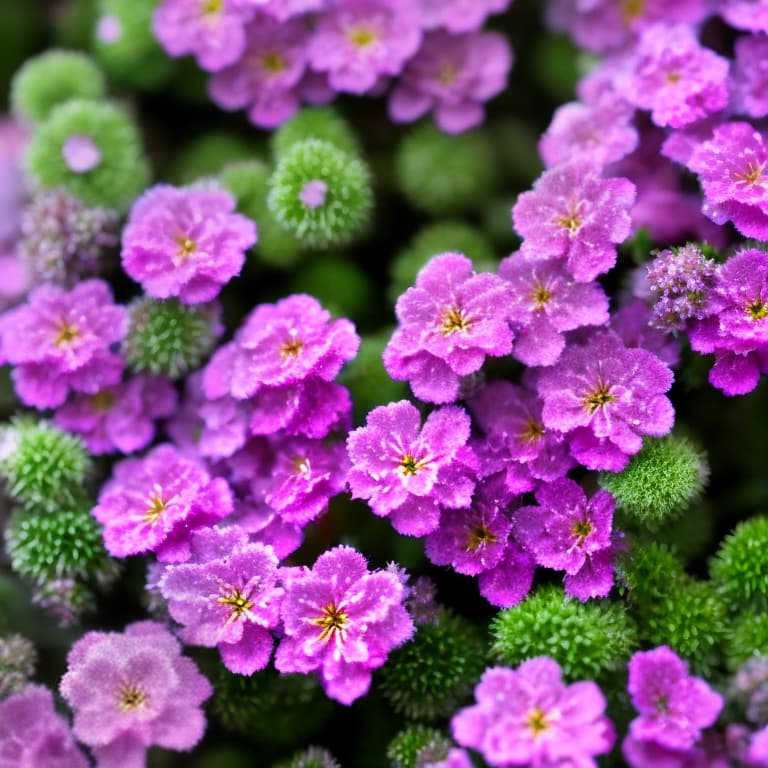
[417,0,512,33]
[275,545,414,704]
[60,621,212,768]
[732,35,768,119]
[452,658,615,767]
[121,183,257,304]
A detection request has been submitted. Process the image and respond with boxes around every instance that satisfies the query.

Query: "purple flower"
[732,35,768,119]
[536,330,675,471]
[260,0,324,21]
[688,248,768,396]
[512,160,636,283]
[307,0,422,94]
[54,374,177,455]
[0,279,127,409]
[513,478,615,601]
[158,526,283,675]
[152,0,254,72]
[274,545,414,704]
[92,443,234,562]
[121,183,257,304]
[0,117,27,249]
[626,646,723,751]
[383,253,515,404]
[389,30,512,134]
[452,659,615,767]
[208,14,311,129]
[686,122,768,241]
[622,24,729,129]
[346,399,476,536]
[60,621,212,768]
[539,97,639,169]
[717,0,768,32]
[477,540,536,608]
[417,0,512,33]
[610,299,681,369]
[0,684,88,768]
[499,254,609,366]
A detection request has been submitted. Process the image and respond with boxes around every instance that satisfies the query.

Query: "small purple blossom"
[537,330,675,471]
[55,374,177,455]
[512,159,636,283]
[477,540,536,608]
[626,646,723,752]
[389,30,512,134]
[60,621,212,768]
[299,179,328,209]
[452,658,615,767]
[622,24,729,129]
[61,134,101,173]
[0,279,127,409]
[417,0,512,33]
[383,252,515,404]
[152,0,255,72]
[275,545,414,704]
[346,399,476,536]
[159,526,283,675]
[499,254,609,366]
[732,35,768,119]
[513,478,615,601]
[92,443,234,562]
[307,0,423,94]
[0,684,88,768]
[121,183,257,304]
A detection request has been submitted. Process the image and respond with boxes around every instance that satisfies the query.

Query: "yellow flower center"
[441,305,472,335]
[262,52,286,73]
[735,161,765,187]
[519,418,545,444]
[311,602,348,641]
[571,518,594,544]
[525,707,552,736]
[532,284,552,310]
[347,26,377,48]
[202,0,222,15]
[437,63,458,85]
[53,320,80,348]
[621,0,646,23]
[665,71,682,84]
[583,382,615,414]
[400,453,428,476]
[217,587,254,622]
[466,523,497,552]
[142,488,166,525]
[174,236,197,262]
[280,338,304,358]
[118,682,148,711]
[748,298,768,320]
[555,203,583,233]
[91,389,116,412]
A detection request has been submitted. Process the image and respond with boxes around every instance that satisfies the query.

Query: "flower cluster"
[152,0,514,132]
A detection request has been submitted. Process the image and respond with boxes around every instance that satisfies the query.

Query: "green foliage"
[386,726,452,768]
[599,435,709,529]
[268,138,372,248]
[395,123,496,215]
[727,613,768,672]
[25,99,150,210]
[168,133,262,185]
[272,107,360,159]
[620,542,686,610]
[490,586,638,682]
[11,49,106,125]
[378,610,486,721]
[220,159,304,268]
[0,419,91,512]
[125,297,221,378]
[710,516,768,607]
[93,0,174,89]
[273,747,340,768]
[211,666,334,746]
[389,221,497,302]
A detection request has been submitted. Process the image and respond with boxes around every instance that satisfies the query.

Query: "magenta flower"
[452,659,615,767]
[389,30,512,134]
[539,97,639,169]
[626,646,723,752]
[610,299,681,369]
[260,0,324,20]
[536,330,675,471]
[159,526,283,675]
[121,183,257,304]
[275,545,414,704]
[477,541,536,608]
[417,0,512,33]
[0,279,127,409]
[346,399,476,536]
[307,0,422,94]
[732,35,768,119]
[499,254,609,366]
[60,621,212,768]
[208,14,311,129]
[686,122,768,241]
[513,478,615,601]
[0,684,88,768]
[92,443,234,562]
[383,253,515,404]
[717,0,768,32]
[152,0,254,72]
[688,248,768,395]
[54,374,177,455]
[512,159,636,283]
[623,24,729,129]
